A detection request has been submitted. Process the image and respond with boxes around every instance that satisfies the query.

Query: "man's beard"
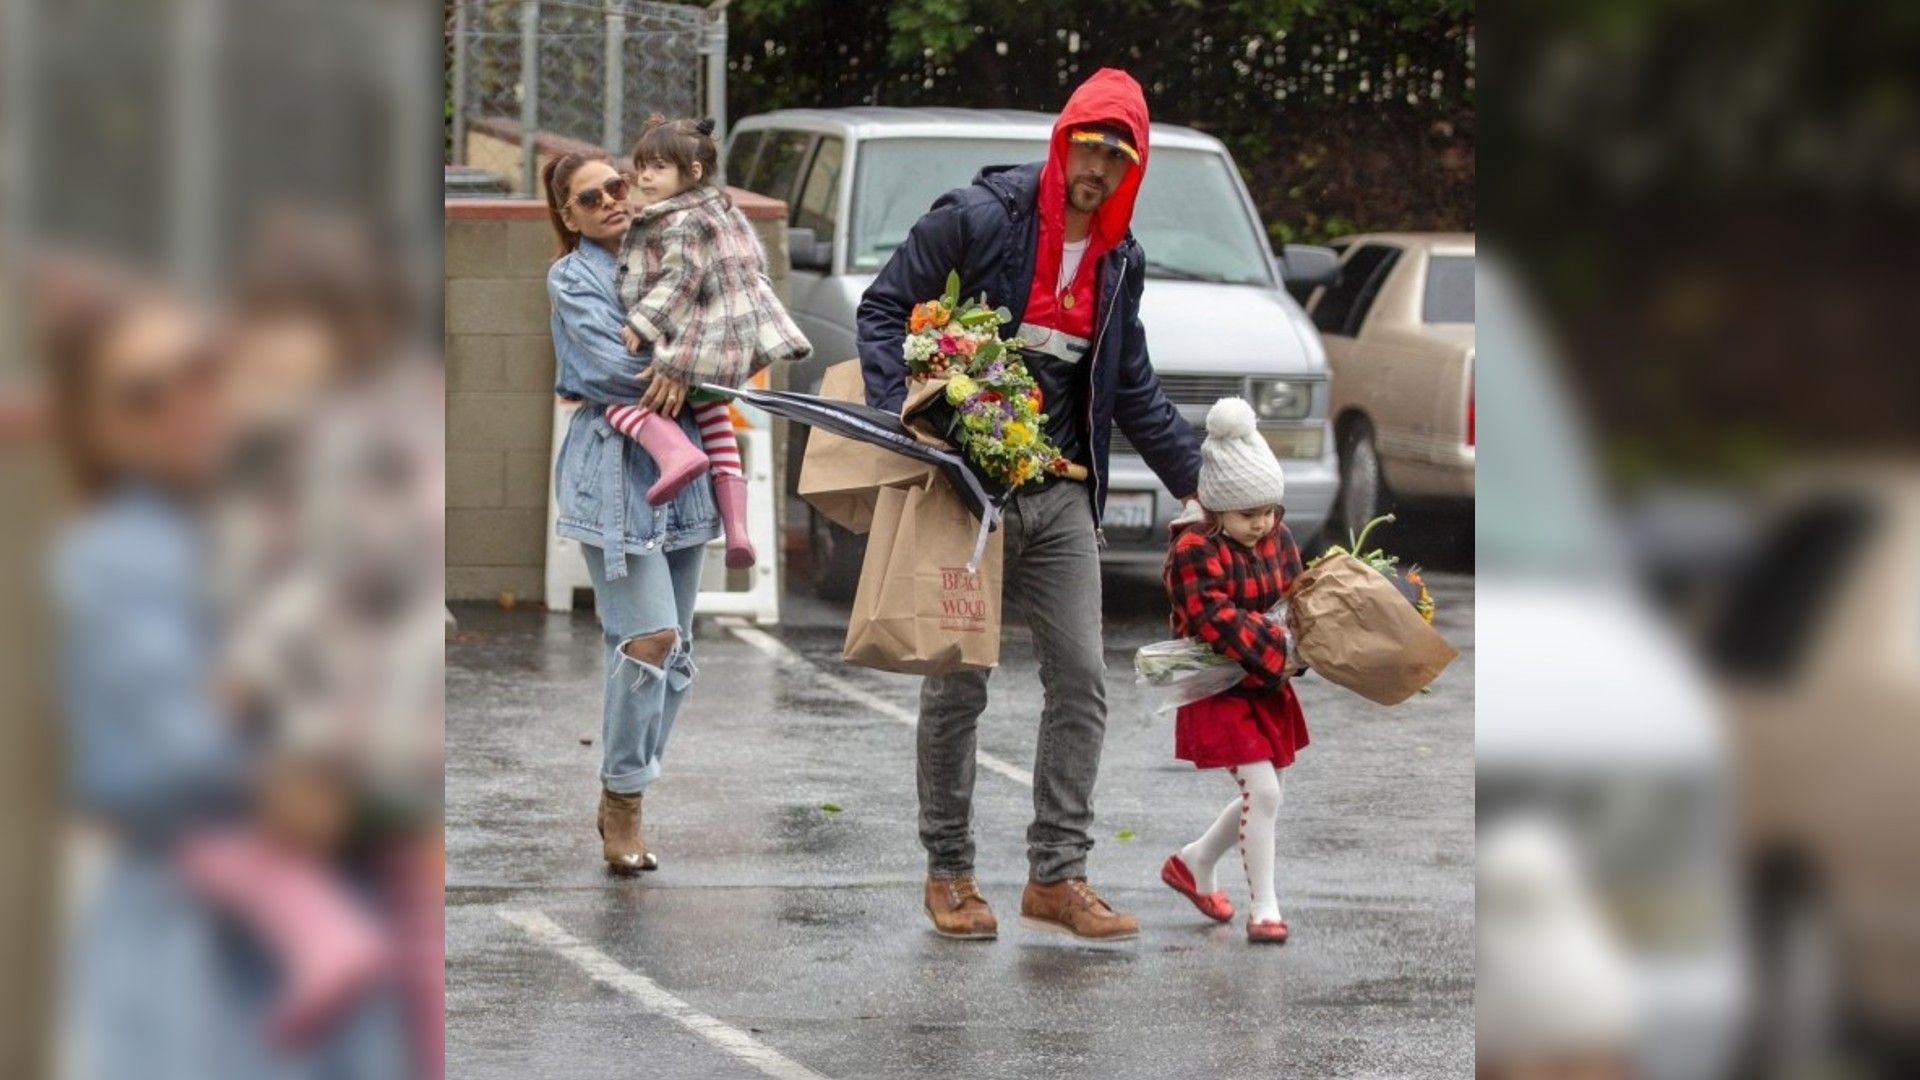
[1067,176,1108,212]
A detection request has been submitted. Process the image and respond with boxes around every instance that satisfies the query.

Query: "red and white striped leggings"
[604,400,741,477]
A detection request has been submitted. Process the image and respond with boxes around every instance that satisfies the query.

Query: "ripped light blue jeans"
[582,542,704,794]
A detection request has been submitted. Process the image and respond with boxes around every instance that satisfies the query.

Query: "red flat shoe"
[1246,917,1290,944]
[1160,855,1234,923]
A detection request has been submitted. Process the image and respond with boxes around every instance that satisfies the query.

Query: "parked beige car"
[1700,467,1920,1074]
[1306,232,1474,536]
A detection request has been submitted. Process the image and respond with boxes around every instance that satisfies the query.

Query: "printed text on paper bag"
[938,566,988,631]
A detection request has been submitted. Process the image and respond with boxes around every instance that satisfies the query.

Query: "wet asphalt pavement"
[447,533,1474,1078]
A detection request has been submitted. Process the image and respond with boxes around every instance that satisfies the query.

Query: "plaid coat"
[1163,520,1304,692]
[615,185,811,387]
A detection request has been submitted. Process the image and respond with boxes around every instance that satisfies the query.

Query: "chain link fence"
[448,0,725,194]
[6,0,436,291]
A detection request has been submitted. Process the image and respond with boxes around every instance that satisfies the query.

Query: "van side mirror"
[787,226,832,272]
[1276,244,1339,289]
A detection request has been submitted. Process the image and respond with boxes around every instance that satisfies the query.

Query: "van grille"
[1156,374,1246,404]
[1109,421,1195,460]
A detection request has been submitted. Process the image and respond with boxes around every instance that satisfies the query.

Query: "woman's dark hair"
[237,209,408,371]
[631,115,723,198]
[541,150,612,259]
[34,264,150,497]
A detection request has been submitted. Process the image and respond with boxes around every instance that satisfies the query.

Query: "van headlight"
[1248,379,1312,420]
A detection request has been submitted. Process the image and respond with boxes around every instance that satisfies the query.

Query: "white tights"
[1179,761,1285,923]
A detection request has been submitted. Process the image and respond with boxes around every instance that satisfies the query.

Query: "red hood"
[1036,68,1149,289]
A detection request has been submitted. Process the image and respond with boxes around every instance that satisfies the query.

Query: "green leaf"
[942,270,961,308]
[1115,829,1136,841]
[820,803,842,813]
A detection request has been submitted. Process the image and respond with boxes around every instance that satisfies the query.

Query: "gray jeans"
[918,480,1107,883]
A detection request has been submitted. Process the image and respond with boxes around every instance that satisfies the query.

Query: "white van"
[724,108,1339,591]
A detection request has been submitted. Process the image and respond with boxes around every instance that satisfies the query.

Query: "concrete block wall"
[444,185,790,602]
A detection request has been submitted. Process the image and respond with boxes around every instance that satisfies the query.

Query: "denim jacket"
[548,239,720,576]
[53,487,245,839]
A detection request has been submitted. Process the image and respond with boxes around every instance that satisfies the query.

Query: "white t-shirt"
[1057,237,1090,293]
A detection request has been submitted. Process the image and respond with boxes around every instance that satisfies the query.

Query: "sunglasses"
[568,175,631,212]
[109,346,223,420]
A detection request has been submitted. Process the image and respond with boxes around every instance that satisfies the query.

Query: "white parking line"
[498,908,834,1080]
[718,618,1036,788]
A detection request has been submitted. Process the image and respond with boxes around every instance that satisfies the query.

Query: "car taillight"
[1466,366,1475,447]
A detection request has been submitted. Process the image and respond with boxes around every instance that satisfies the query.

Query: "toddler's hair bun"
[695,117,716,136]
[1205,396,1258,439]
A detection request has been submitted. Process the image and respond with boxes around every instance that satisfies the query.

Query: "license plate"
[1104,491,1155,530]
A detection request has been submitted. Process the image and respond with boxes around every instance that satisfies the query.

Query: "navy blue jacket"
[855,162,1202,527]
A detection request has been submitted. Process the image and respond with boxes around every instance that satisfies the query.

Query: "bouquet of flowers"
[1133,608,1289,715]
[903,272,1076,489]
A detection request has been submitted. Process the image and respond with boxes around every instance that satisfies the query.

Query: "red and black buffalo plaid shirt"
[1163,521,1304,693]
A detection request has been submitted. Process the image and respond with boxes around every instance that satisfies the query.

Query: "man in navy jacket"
[857,68,1202,943]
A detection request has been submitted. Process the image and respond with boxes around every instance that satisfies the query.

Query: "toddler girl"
[1159,396,1309,944]
[608,115,811,569]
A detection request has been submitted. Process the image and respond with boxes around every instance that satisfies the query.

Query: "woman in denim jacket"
[44,281,406,1079]
[543,152,720,873]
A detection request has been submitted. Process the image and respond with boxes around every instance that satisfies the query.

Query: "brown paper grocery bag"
[1286,552,1456,705]
[797,360,938,533]
[843,475,1003,675]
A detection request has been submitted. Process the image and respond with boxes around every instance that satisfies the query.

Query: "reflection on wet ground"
[447,564,1474,1078]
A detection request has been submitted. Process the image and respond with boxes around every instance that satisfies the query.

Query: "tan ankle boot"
[923,875,998,939]
[1019,878,1139,941]
[597,788,656,873]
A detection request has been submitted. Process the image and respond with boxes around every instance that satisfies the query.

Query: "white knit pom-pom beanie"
[1196,396,1286,512]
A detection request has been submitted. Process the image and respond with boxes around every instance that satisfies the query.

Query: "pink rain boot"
[712,472,756,570]
[632,410,709,505]
[178,830,390,1046]
[381,839,444,1080]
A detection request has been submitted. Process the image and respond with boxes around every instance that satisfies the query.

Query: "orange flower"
[909,300,951,334]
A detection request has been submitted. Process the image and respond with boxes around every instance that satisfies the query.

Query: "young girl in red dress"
[1158,396,1308,944]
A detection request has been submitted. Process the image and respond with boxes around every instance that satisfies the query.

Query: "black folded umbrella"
[700,382,1005,567]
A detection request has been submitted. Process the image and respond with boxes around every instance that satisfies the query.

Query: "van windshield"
[850,137,1275,287]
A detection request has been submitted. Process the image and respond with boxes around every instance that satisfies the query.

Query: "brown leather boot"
[1019,878,1139,942]
[597,788,657,874]
[923,875,998,940]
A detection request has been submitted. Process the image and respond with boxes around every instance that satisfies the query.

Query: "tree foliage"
[727,0,1473,242]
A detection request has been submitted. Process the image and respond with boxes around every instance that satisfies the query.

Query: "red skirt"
[1174,684,1310,770]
